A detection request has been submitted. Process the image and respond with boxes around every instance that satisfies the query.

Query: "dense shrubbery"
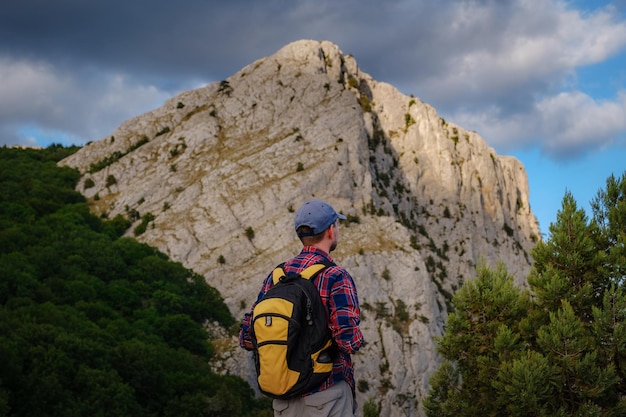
[0,145,271,417]
[425,172,626,416]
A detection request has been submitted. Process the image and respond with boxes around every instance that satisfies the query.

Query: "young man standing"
[239,199,364,416]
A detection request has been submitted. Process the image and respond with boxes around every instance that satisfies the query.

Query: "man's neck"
[303,244,331,255]
[311,243,332,255]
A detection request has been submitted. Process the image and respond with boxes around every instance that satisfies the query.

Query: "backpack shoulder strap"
[272,261,336,285]
[271,263,286,285]
[271,260,336,285]
[300,260,336,281]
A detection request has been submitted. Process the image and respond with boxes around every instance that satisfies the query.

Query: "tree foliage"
[0,145,271,417]
[425,172,626,417]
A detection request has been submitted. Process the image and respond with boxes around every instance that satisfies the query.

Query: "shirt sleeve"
[327,268,364,354]
[239,274,273,351]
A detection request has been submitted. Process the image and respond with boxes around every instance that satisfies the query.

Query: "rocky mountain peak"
[61,39,540,417]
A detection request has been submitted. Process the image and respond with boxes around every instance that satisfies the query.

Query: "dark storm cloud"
[0,0,465,90]
[0,0,625,158]
[0,1,250,80]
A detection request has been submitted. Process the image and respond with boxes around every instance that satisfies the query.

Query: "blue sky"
[1,0,625,237]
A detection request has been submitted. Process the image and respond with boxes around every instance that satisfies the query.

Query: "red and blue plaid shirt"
[239,246,364,395]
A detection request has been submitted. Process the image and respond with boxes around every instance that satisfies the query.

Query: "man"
[239,199,364,416]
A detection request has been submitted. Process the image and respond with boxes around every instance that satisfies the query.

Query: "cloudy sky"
[1,0,625,235]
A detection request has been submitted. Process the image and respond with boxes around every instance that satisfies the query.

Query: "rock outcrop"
[61,39,540,416]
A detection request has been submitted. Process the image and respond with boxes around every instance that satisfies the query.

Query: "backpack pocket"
[253,298,302,397]
[311,339,334,374]
[256,339,300,396]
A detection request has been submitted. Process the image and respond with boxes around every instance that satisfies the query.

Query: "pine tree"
[424,262,531,416]
[425,172,626,416]
[529,192,602,322]
[591,173,626,287]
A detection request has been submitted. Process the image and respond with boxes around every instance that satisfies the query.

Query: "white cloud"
[0,58,67,121]
[416,1,626,106]
[414,1,626,159]
[555,4,626,65]
[449,89,626,159]
[537,90,626,154]
[448,106,540,150]
[78,75,171,142]
[0,57,173,146]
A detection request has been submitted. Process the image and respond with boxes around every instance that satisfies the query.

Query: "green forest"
[3,144,625,417]
[0,145,271,416]
[425,172,626,416]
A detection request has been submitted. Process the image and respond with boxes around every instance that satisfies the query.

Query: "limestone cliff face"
[61,40,540,417]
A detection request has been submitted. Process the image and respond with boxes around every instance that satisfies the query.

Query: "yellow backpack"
[251,262,335,398]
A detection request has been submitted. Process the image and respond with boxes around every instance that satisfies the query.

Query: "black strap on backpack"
[271,259,335,285]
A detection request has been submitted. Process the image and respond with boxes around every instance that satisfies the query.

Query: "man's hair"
[296,225,325,245]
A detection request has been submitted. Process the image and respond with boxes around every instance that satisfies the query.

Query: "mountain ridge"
[61,39,540,417]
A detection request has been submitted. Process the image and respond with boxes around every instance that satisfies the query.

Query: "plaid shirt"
[239,246,364,395]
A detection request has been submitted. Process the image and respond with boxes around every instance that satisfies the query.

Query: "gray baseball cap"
[294,199,346,237]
